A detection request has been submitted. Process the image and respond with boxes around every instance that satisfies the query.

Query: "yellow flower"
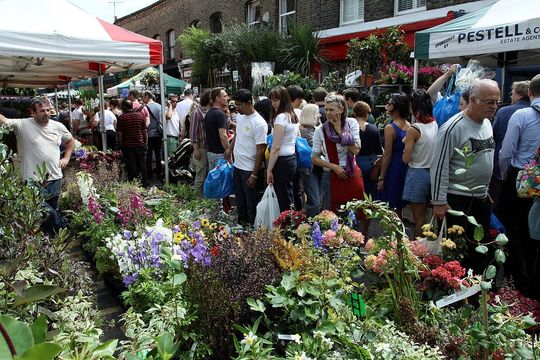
[441,239,456,249]
[173,232,186,244]
[201,218,210,227]
[421,223,432,232]
[448,227,455,234]
[210,223,217,230]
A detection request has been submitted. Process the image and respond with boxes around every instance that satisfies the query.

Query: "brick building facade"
[115,0,495,77]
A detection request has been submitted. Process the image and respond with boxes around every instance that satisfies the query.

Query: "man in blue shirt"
[491,81,530,202]
[497,74,540,298]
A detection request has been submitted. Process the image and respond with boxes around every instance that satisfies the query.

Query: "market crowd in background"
[0,66,539,300]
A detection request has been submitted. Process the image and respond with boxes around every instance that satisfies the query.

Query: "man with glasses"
[0,97,74,234]
[492,81,530,202]
[431,79,499,274]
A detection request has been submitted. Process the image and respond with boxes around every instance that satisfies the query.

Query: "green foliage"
[320,71,345,93]
[178,27,212,85]
[252,72,317,100]
[347,26,411,76]
[0,315,61,360]
[280,23,326,77]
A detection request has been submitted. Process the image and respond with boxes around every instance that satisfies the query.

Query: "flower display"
[88,196,104,224]
[76,171,98,206]
[377,61,443,86]
[117,192,153,228]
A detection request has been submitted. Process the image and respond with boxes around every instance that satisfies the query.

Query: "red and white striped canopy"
[0,0,163,87]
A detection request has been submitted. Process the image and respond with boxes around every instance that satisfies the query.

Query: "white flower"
[240,331,258,347]
[291,333,301,344]
[294,352,312,360]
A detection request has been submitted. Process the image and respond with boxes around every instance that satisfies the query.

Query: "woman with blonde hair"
[266,86,299,212]
[299,104,322,217]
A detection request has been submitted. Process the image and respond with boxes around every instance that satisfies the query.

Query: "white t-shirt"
[167,110,180,137]
[409,121,438,168]
[5,118,72,181]
[272,113,299,157]
[95,109,117,131]
[234,112,268,172]
[175,98,193,135]
[71,107,84,122]
[312,118,360,167]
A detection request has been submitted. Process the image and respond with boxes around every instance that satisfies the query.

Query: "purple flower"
[193,221,201,229]
[312,222,323,249]
[173,225,180,233]
[123,273,139,286]
[123,230,132,240]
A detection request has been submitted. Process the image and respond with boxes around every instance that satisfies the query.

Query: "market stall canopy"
[414,0,540,66]
[107,67,187,97]
[0,0,162,88]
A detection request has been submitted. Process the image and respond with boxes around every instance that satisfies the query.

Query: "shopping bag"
[295,137,312,169]
[254,185,281,230]
[417,216,446,255]
[516,148,540,198]
[433,75,461,127]
[203,159,234,199]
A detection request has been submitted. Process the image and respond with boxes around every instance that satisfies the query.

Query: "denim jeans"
[321,170,331,210]
[272,154,297,212]
[300,168,323,218]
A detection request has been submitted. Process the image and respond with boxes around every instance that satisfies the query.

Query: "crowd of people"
[1,69,539,299]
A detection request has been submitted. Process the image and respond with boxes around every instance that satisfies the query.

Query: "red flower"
[210,245,220,257]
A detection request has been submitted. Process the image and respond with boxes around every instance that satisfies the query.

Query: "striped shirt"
[117,111,147,147]
[190,107,208,149]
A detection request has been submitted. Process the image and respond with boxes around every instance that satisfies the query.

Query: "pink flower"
[409,241,429,258]
[322,230,336,246]
[364,238,375,252]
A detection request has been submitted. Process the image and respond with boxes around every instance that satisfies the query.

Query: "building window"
[279,0,295,34]
[210,12,222,33]
[166,29,175,60]
[153,34,160,40]
[247,0,261,26]
[340,0,364,25]
[395,0,426,15]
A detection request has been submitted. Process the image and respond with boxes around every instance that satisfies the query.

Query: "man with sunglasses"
[431,79,499,274]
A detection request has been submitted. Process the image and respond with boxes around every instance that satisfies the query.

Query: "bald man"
[431,79,499,273]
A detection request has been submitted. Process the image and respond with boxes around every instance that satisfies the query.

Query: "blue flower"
[331,217,339,232]
[348,211,356,226]
[123,230,132,240]
[312,222,323,249]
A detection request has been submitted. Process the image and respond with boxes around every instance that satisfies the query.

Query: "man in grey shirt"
[431,79,499,273]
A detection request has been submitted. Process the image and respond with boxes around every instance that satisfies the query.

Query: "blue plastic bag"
[203,159,234,199]
[296,137,312,168]
[267,134,312,168]
[433,74,461,127]
[490,212,505,234]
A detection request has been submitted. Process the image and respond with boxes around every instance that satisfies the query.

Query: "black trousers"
[106,130,117,150]
[233,167,258,225]
[122,146,147,186]
[146,137,163,179]
[496,166,534,294]
[272,154,297,212]
[446,193,492,275]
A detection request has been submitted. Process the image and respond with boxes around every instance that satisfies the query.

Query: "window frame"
[278,0,296,33]
[340,0,365,26]
[247,0,261,26]
[394,0,426,16]
[166,29,175,60]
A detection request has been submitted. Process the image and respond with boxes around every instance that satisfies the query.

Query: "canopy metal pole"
[501,52,507,103]
[159,64,169,185]
[413,58,419,90]
[98,66,107,151]
[54,87,59,114]
[67,82,73,135]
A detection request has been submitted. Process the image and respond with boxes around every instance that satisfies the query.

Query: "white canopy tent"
[413,0,540,89]
[0,0,173,184]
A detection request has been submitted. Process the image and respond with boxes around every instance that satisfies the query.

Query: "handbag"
[254,185,281,230]
[417,216,446,255]
[516,147,540,198]
[370,155,382,182]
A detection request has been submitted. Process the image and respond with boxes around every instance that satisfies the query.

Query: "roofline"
[114,0,163,24]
